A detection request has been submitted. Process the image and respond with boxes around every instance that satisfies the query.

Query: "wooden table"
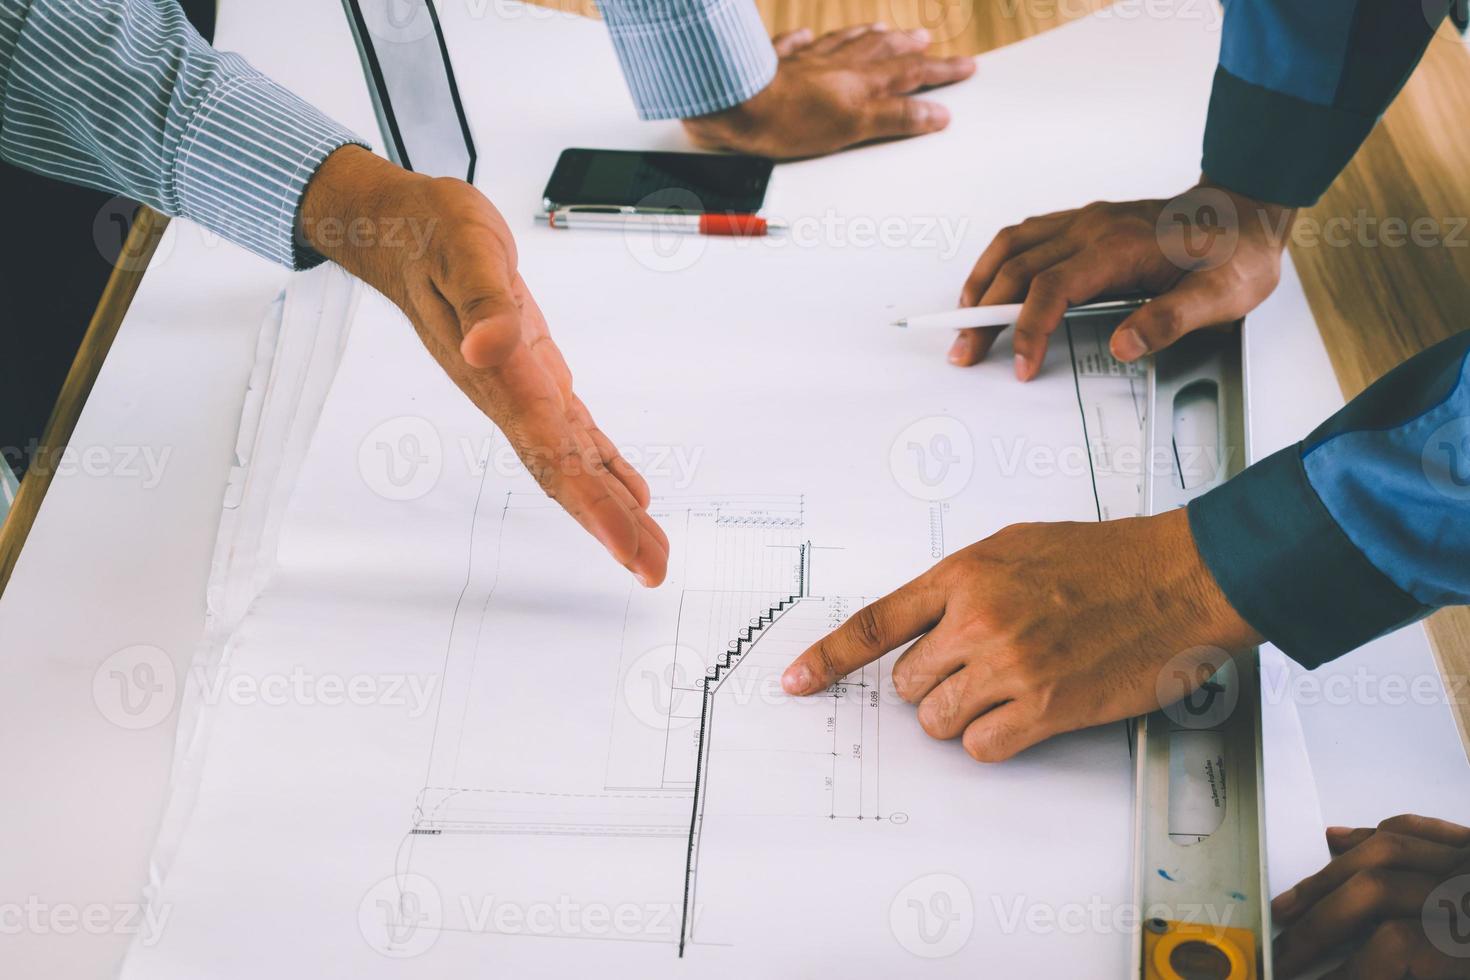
[3,0,1465,749]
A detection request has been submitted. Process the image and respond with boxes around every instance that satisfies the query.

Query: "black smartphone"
[541,148,773,213]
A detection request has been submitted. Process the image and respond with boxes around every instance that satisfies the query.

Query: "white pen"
[892,296,1148,330]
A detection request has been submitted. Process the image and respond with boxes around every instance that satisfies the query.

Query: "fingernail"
[1013,354,1029,381]
[909,26,931,42]
[1112,327,1148,361]
[782,665,812,695]
[948,335,970,364]
[635,571,654,588]
[1326,825,1351,838]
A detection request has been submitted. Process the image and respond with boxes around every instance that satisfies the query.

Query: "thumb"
[1109,268,1249,362]
[861,97,950,142]
[452,282,523,369]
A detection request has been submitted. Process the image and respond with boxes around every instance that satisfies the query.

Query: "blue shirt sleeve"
[0,0,367,269]
[1202,0,1452,205]
[595,0,777,120]
[1189,330,1470,668]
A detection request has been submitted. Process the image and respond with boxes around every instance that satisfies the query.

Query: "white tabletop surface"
[1,3,1465,978]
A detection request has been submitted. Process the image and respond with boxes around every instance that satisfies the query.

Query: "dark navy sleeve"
[1189,330,1470,668]
[1202,0,1452,206]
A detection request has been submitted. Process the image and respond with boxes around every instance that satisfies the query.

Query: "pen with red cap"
[536,206,786,237]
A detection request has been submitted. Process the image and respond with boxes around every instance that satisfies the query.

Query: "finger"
[553,461,668,587]
[1273,869,1440,976]
[567,422,641,513]
[1376,814,1470,848]
[892,621,968,702]
[916,665,1009,741]
[961,214,1073,306]
[433,239,524,370]
[569,393,653,510]
[947,326,1003,367]
[516,283,574,394]
[960,700,1051,763]
[1012,252,1120,382]
[859,97,951,143]
[512,292,648,514]
[410,284,668,586]
[514,278,660,538]
[782,574,946,696]
[633,506,672,574]
[1327,825,1377,856]
[1271,832,1463,925]
[771,27,814,56]
[809,23,877,54]
[846,25,929,60]
[870,53,977,97]
[487,346,668,586]
[1331,919,1462,980]
[514,285,652,513]
[1109,266,1249,363]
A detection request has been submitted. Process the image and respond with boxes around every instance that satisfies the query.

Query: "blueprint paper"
[120,5,1249,977]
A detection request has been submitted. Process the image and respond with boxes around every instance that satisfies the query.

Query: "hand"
[682,25,975,160]
[779,510,1261,761]
[1273,815,1470,978]
[950,181,1294,381]
[299,146,669,586]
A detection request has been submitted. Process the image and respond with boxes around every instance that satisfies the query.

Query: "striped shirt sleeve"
[595,0,777,120]
[0,0,367,270]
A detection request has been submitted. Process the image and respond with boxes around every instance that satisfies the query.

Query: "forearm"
[1203,0,1449,206]
[1190,330,1470,667]
[0,0,365,269]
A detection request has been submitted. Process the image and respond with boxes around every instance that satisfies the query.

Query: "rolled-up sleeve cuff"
[598,0,777,120]
[1187,444,1429,669]
[1201,66,1376,208]
[174,59,368,270]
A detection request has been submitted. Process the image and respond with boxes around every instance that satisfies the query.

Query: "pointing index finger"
[782,575,946,696]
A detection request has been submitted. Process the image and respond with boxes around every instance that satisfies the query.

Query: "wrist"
[683,103,749,145]
[1153,508,1264,652]
[683,85,772,148]
[1197,175,1296,252]
[298,145,428,274]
